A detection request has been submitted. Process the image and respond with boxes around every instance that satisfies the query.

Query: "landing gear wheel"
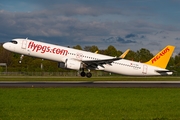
[80,71,86,77]
[86,72,92,78]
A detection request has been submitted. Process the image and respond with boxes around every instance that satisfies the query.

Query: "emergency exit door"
[142,65,148,74]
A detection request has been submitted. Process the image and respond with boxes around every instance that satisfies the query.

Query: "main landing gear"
[80,69,92,78]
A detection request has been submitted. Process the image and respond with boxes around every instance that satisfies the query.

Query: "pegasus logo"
[151,47,170,64]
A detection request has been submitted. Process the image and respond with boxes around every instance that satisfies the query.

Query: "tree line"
[0,44,179,74]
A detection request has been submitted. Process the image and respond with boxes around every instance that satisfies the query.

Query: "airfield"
[1,76,180,119]
[1,81,180,88]
[1,76,180,88]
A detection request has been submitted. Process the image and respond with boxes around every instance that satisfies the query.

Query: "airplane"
[3,38,175,78]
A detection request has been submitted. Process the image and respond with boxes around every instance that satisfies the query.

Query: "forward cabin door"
[21,39,31,55]
[21,39,27,49]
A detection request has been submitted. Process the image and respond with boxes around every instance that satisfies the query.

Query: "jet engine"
[58,59,82,70]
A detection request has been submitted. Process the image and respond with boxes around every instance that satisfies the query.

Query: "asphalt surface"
[1,81,180,88]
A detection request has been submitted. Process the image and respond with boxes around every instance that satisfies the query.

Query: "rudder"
[145,45,175,68]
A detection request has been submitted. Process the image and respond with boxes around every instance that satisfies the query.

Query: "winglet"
[119,49,130,58]
[95,51,98,54]
[145,45,175,69]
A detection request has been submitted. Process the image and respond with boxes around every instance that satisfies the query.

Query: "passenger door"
[142,65,148,74]
[21,39,27,49]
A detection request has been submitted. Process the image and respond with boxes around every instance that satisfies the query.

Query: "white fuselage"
[3,38,172,76]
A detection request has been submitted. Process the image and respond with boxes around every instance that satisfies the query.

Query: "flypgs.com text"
[28,41,68,56]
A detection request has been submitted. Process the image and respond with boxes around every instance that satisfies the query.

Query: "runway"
[1,81,180,88]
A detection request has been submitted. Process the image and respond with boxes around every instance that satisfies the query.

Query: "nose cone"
[3,42,8,50]
[2,42,13,52]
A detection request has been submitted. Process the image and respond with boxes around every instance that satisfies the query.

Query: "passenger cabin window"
[10,41,18,44]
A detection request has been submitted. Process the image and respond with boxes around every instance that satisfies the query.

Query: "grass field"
[0,76,180,81]
[1,88,180,120]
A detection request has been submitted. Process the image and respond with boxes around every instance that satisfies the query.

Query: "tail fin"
[145,45,175,68]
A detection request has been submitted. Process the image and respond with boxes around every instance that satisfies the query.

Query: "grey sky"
[0,0,180,55]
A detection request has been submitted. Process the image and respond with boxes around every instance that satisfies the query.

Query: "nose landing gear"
[19,55,24,64]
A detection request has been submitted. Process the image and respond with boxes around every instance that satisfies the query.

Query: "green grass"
[0,88,180,120]
[0,76,180,81]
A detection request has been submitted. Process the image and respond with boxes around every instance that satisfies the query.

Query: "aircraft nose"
[3,42,16,52]
[3,42,8,50]
[3,42,12,51]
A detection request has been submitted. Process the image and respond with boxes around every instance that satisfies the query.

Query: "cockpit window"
[10,41,18,44]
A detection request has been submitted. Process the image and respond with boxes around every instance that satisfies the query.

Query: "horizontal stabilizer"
[155,70,173,75]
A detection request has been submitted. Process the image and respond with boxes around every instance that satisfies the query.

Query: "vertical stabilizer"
[145,45,175,68]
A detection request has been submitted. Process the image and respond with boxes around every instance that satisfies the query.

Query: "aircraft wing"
[82,57,120,68]
[82,49,130,69]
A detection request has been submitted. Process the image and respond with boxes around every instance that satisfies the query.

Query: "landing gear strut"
[19,55,24,64]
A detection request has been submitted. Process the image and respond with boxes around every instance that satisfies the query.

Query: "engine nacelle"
[58,59,82,70]
[66,59,82,70]
[58,62,66,68]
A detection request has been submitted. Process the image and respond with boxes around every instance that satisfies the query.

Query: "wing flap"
[82,57,120,68]
[81,49,129,69]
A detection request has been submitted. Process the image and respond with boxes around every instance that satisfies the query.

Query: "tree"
[173,53,180,73]
[174,53,180,66]
[104,45,118,57]
[125,50,138,61]
[90,45,99,53]
[136,48,153,62]
[117,50,123,57]
[166,57,175,71]
[84,46,91,52]
[0,46,13,65]
[73,45,82,50]
[98,49,106,55]
[84,45,99,53]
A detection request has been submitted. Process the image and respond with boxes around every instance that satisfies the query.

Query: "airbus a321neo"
[3,38,175,78]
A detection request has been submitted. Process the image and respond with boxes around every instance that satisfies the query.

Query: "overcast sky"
[0,0,180,55]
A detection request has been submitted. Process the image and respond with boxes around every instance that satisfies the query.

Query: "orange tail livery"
[145,45,175,69]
